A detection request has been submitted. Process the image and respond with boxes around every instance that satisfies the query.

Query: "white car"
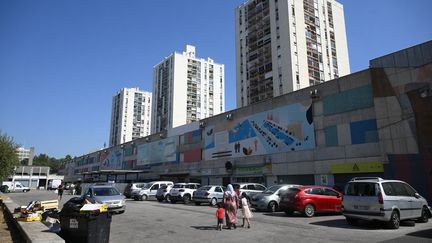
[193,185,226,206]
[169,183,201,204]
[342,177,431,229]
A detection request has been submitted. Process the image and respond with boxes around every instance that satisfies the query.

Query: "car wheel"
[284,210,294,216]
[183,194,191,204]
[210,198,218,206]
[346,217,358,225]
[268,201,278,212]
[141,194,148,201]
[388,210,400,229]
[304,204,315,217]
[417,207,429,223]
[195,202,201,206]
[166,195,171,202]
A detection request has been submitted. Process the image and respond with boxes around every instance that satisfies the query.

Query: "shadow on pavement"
[310,218,416,230]
[406,228,432,239]
[190,225,218,230]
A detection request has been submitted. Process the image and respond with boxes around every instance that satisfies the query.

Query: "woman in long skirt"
[223,184,239,229]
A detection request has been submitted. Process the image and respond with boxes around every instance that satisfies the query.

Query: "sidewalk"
[0,204,24,243]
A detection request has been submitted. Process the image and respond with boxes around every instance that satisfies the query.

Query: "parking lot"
[6,190,432,243]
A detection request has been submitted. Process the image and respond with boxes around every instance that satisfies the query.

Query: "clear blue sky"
[1,0,431,158]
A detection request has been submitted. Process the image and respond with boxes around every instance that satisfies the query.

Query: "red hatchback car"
[279,186,343,217]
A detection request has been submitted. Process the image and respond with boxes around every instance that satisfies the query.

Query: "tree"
[33,154,72,174]
[0,132,19,181]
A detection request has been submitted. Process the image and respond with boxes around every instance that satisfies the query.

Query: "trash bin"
[59,211,111,243]
[59,197,112,243]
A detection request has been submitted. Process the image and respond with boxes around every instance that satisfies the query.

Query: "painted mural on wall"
[100,147,123,169]
[137,136,178,166]
[204,101,315,160]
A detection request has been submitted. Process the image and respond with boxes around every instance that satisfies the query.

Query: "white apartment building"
[236,0,350,107]
[109,87,152,146]
[16,147,34,165]
[152,45,225,133]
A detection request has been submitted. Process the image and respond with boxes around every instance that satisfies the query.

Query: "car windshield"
[142,183,152,189]
[173,184,186,188]
[263,185,284,194]
[93,187,120,196]
[346,182,377,196]
[198,186,212,191]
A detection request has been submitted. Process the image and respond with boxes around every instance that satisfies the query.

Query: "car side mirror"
[414,193,421,199]
[336,194,341,198]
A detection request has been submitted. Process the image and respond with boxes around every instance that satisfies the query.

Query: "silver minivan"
[342,177,431,229]
[251,184,300,212]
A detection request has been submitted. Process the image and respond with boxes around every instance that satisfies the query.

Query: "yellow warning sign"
[331,162,384,174]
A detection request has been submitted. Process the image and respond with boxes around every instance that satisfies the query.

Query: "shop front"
[331,161,384,191]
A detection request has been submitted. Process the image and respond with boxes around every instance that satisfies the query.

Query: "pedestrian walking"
[216,203,225,231]
[223,184,239,229]
[57,183,64,201]
[240,192,253,228]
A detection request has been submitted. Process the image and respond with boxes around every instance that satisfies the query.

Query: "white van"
[1,181,30,192]
[133,181,174,201]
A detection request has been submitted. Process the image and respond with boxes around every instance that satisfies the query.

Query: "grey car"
[193,185,226,206]
[84,184,126,214]
[124,182,147,198]
[251,184,300,212]
[342,177,431,229]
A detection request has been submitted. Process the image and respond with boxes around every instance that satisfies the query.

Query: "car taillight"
[378,192,383,204]
[179,189,185,192]
[205,192,210,196]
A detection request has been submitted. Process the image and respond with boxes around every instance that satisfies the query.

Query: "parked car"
[169,183,201,204]
[193,185,226,206]
[342,177,432,229]
[251,184,300,212]
[156,184,173,202]
[1,181,30,193]
[279,185,343,217]
[124,182,147,198]
[133,181,173,201]
[84,184,126,214]
[232,183,266,202]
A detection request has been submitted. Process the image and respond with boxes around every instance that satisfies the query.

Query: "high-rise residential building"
[152,45,225,133]
[16,147,34,165]
[236,0,350,107]
[109,88,152,146]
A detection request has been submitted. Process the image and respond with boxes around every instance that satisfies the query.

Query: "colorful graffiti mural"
[100,147,123,169]
[204,102,315,160]
[137,136,178,166]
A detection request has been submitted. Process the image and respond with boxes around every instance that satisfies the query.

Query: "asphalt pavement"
[6,190,432,243]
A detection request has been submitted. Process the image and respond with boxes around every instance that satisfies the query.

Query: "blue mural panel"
[100,147,123,169]
[323,85,374,115]
[350,119,378,144]
[204,102,316,160]
[136,136,178,166]
[324,125,338,146]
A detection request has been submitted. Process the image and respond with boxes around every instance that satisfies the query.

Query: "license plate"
[70,218,78,228]
[354,205,369,210]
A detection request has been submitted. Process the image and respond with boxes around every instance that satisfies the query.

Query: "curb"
[0,192,64,243]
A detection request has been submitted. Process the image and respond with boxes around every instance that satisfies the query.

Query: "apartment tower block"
[109,87,152,146]
[236,0,350,107]
[152,45,225,133]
